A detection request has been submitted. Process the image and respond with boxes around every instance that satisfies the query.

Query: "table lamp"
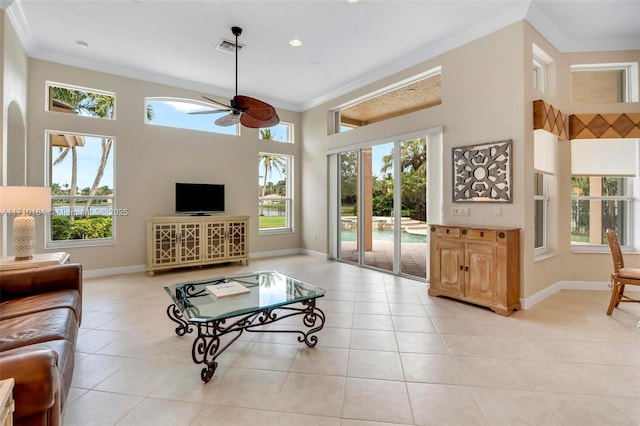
[0,186,52,260]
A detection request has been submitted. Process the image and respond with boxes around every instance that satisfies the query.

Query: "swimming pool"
[340,230,426,243]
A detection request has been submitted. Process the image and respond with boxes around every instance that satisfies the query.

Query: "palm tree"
[52,145,78,219]
[50,87,155,216]
[50,88,114,218]
[381,138,427,177]
[259,130,287,216]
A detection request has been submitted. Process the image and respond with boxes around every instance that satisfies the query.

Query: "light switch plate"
[451,207,469,216]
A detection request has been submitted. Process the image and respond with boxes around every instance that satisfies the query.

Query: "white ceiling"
[4,0,639,112]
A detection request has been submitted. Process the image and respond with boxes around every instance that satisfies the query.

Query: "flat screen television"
[175,183,225,215]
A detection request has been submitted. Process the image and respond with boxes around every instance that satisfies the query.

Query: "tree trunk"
[69,147,78,220]
[260,165,269,216]
[83,138,113,216]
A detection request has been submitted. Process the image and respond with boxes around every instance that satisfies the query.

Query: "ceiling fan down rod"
[232,26,242,97]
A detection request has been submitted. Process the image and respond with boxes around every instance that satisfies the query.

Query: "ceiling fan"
[190,26,279,128]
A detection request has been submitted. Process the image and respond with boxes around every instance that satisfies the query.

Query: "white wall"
[301,22,529,290]
[1,10,29,256]
[25,59,302,270]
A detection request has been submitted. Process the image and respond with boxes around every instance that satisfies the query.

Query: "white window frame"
[534,172,548,255]
[570,62,639,103]
[570,176,636,252]
[46,81,116,120]
[258,153,293,235]
[259,122,294,143]
[331,66,442,134]
[533,57,547,93]
[532,44,553,95]
[144,97,240,135]
[45,130,117,248]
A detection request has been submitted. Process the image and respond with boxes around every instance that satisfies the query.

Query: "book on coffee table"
[205,281,250,299]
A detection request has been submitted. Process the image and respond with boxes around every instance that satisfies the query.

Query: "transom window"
[259,122,294,143]
[532,44,553,95]
[333,67,441,133]
[571,62,639,103]
[47,82,115,119]
[145,97,239,135]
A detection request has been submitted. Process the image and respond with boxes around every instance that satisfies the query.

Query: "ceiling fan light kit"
[191,26,280,129]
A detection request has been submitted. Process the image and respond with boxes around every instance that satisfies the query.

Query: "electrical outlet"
[493,207,501,216]
[451,207,469,216]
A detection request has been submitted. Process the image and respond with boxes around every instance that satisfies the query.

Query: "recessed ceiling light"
[76,41,89,49]
[347,0,359,3]
[289,39,302,47]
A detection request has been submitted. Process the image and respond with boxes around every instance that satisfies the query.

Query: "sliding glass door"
[337,138,427,279]
[399,139,427,277]
[339,150,360,264]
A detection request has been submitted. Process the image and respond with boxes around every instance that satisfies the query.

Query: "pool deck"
[339,239,427,279]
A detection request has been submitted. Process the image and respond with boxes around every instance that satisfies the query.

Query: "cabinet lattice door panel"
[147,215,250,276]
[152,223,179,266]
[179,223,202,263]
[429,225,520,316]
[206,222,226,260]
[227,221,248,259]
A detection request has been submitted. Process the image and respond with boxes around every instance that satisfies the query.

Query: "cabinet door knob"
[465,266,469,271]
[460,265,464,270]
[446,229,450,234]
[462,229,467,235]
[480,231,484,237]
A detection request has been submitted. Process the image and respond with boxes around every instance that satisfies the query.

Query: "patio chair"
[605,229,640,315]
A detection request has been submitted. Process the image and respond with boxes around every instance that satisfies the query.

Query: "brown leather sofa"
[0,263,82,426]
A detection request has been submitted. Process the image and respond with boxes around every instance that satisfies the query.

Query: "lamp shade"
[0,186,52,214]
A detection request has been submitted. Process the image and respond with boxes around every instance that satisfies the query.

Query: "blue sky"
[52,99,291,190]
[51,136,114,191]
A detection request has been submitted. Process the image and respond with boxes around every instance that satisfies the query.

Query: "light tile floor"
[64,255,640,426]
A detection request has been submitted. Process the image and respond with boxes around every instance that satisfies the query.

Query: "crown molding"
[301,2,531,111]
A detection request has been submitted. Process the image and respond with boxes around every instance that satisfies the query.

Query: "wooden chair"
[605,229,640,315]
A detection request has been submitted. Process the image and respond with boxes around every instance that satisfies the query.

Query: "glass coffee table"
[164,271,326,382]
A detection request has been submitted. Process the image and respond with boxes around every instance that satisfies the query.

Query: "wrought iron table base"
[167,299,325,382]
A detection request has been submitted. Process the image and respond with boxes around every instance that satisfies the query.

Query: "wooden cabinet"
[146,215,249,276]
[428,224,520,316]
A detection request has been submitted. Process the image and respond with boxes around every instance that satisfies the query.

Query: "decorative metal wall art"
[453,139,512,203]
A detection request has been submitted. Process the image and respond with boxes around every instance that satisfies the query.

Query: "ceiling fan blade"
[201,95,237,111]
[215,112,241,127]
[240,111,280,128]
[188,109,231,115]
[234,95,278,121]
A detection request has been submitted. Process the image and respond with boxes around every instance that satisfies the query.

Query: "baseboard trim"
[250,248,304,259]
[520,280,610,310]
[83,264,146,279]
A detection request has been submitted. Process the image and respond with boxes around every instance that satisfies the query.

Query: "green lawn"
[259,215,286,229]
